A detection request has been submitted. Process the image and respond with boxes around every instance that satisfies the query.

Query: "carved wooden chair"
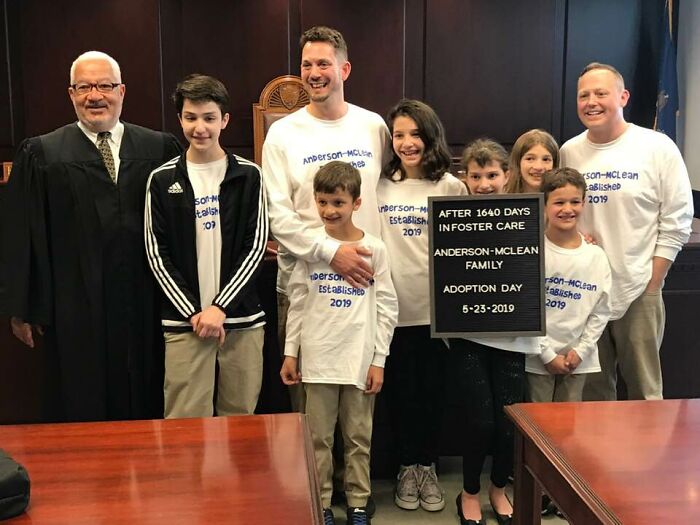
[252,75,309,165]
[252,75,308,259]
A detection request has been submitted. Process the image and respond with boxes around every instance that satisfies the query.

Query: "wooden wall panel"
[162,0,293,158]
[16,0,164,137]
[159,0,185,136]
[0,0,670,157]
[0,0,23,162]
[404,0,427,100]
[0,2,12,155]
[424,0,565,150]
[562,0,642,141]
[561,0,664,141]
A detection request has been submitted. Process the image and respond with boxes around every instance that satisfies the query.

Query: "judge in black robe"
[0,51,182,422]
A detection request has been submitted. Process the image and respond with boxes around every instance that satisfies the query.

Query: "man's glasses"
[70,82,121,95]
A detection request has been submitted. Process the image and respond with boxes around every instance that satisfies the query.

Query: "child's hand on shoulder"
[364,365,384,395]
[280,356,301,385]
[564,349,582,372]
[545,355,570,375]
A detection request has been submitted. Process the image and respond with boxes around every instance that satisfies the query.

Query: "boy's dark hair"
[542,167,587,202]
[172,74,229,116]
[300,26,348,60]
[382,99,452,182]
[313,161,361,200]
[461,138,509,173]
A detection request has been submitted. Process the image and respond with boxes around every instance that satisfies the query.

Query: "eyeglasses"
[70,82,122,95]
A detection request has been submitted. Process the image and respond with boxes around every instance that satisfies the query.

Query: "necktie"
[97,131,117,183]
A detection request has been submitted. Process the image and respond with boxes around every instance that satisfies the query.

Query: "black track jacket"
[145,152,267,331]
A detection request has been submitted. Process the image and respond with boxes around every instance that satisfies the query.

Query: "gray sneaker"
[394,464,420,510]
[418,463,445,511]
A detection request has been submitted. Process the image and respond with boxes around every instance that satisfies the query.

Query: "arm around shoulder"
[262,139,339,265]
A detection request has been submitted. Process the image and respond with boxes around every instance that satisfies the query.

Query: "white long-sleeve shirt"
[284,231,398,390]
[560,124,693,319]
[527,235,612,375]
[377,173,467,326]
[262,105,390,293]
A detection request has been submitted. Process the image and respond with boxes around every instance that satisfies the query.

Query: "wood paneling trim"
[158,0,184,137]
[404,0,425,100]
[551,0,567,142]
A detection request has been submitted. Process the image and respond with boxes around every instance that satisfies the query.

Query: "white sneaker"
[394,464,420,510]
[418,463,445,511]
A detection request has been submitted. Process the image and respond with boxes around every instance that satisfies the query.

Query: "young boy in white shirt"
[527,167,612,403]
[280,161,398,525]
[146,74,267,418]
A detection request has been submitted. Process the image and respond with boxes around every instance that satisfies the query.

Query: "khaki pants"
[279,293,344,490]
[164,327,264,418]
[304,383,375,508]
[527,372,587,402]
[583,291,665,401]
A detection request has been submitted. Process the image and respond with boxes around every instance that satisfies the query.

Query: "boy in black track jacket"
[145,74,268,418]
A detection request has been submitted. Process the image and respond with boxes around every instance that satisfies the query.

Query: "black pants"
[385,325,447,466]
[450,338,525,494]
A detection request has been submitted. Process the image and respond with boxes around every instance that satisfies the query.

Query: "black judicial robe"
[0,122,182,422]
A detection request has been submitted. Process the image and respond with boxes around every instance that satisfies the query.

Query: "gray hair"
[70,51,122,84]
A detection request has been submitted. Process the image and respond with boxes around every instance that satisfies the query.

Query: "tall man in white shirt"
[560,62,693,400]
[263,26,389,517]
[263,26,390,390]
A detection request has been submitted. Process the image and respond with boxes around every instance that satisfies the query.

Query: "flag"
[654,0,679,141]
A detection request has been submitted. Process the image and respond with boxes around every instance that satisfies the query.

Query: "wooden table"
[506,399,700,524]
[0,413,322,524]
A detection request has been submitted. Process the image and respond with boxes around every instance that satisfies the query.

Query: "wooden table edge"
[505,404,621,525]
[0,413,325,525]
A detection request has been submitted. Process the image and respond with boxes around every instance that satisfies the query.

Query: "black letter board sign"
[429,194,545,337]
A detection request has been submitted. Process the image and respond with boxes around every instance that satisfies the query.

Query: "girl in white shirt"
[377,99,466,514]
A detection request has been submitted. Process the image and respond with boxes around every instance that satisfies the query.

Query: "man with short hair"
[264,25,389,289]
[560,62,693,401]
[262,26,390,522]
[0,51,182,421]
[263,25,389,394]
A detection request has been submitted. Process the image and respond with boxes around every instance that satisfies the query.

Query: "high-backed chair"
[252,75,308,166]
[250,77,308,416]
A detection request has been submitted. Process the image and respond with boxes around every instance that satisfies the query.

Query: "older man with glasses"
[0,50,182,422]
